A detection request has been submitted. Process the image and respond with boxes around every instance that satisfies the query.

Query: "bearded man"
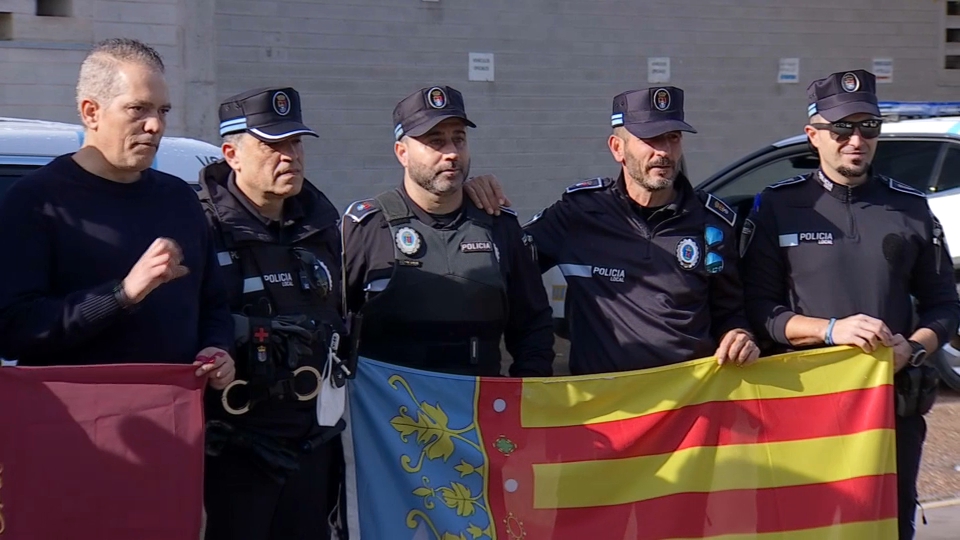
[340,85,554,378]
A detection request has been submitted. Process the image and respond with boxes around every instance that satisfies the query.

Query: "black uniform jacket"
[525,173,750,374]
[198,161,345,439]
[741,171,960,352]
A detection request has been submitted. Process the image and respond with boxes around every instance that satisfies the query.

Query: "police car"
[0,116,223,366]
[544,102,960,390]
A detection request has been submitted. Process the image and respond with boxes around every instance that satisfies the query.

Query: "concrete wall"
[0,0,958,219]
[213,0,960,219]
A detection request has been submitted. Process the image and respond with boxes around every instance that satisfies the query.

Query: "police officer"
[740,70,960,539]
[197,87,348,540]
[473,87,759,374]
[341,85,554,377]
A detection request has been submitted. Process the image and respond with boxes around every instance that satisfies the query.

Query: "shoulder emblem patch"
[344,199,381,223]
[704,194,736,227]
[768,175,807,189]
[498,205,518,217]
[884,177,925,198]
[565,177,608,194]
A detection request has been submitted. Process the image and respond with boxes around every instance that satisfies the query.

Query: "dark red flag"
[0,364,205,540]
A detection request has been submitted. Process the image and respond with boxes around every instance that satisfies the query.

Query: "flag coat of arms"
[342,346,897,539]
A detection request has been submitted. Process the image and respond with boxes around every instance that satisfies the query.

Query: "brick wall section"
[0,0,213,137]
[0,0,956,219]
[214,0,960,219]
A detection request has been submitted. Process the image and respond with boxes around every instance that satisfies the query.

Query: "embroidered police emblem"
[428,87,447,109]
[841,72,860,93]
[653,88,671,111]
[395,226,422,255]
[355,201,373,212]
[705,252,724,274]
[273,91,291,116]
[676,237,700,270]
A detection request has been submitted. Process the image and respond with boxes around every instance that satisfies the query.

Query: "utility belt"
[895,364,939,418]
[204,419,340,484]
[221,313,350,416]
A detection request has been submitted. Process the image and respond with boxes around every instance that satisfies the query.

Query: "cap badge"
[428,87,447,109]
[395,226,422,256]
[841,73,860,93]
[676,237,700,270]
[273,91,291,116]
[653,88,671,111]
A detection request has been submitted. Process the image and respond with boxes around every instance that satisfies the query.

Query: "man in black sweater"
[0,38,234,387]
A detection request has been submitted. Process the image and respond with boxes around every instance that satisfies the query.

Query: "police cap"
[218,87,317,142]
[393,85,477,141]
[611,86,696,139]
[806,70,880,122]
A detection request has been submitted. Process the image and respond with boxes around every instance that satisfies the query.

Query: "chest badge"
[676,237,700,270]
[395,226,422,256]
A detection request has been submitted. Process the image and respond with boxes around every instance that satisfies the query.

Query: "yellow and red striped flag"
[344,346,897,539]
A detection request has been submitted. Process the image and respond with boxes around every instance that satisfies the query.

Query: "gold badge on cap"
[273,91,291,115]
[841,73,860,93]
[428,87,447,109]
[653,88,671,111]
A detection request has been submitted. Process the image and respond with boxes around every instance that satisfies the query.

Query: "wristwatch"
[907,340,928,367]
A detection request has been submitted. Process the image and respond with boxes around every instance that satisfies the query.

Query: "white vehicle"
[542,102,960,389]
[0,117,222,193]
[0,116,223,366]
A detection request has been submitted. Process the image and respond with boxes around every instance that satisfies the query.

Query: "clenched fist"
[121,237,190,305]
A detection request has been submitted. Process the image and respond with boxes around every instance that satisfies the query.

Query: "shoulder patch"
[704,194,736,227]
[565,177,609,194]
[498,205,517,217]
[524,208,545,227]
[884,176,926,198]
[343,199,381,223]
[768,175,807,190]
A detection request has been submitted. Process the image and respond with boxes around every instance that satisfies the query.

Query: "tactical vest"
[214,218,343,416]
[357,190,508,376]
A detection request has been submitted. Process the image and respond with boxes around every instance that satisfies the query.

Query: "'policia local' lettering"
[263,272,294,287]
[799,232,834,245]
[593,266,625,282]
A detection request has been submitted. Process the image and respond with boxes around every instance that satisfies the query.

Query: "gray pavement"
[916,500,960,540]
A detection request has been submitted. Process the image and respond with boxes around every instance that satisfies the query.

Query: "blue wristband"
[825,318,837,345]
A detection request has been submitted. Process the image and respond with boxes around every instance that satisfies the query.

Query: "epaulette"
[704,194,736,227]
[768,175,806,189]
[343,199,381,223]
[498,206,517,217]
[882,176,925,198]
[565,177,609,194]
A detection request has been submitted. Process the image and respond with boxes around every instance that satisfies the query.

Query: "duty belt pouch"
[895,366,940,417]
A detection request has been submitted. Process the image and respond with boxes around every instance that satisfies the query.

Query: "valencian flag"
[342,346,898,539]
[0,364,205,540]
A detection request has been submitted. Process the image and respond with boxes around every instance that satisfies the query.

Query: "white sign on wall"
[469,53,495,82]
[647,57,670,83]
[778,58,800,84]
[873,58,894,83]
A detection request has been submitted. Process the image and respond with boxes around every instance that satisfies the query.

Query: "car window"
[934,144,960,193]
[871,140,943,191]
[712,153,818,199]
[0,164,41,202]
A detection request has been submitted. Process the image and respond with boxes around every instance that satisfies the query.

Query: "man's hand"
[463,174,512,215]
[889,333,911,372]
[122,238,190,304]
[194,347,236,390]
[828,314,894,353]
[716,329,760,367]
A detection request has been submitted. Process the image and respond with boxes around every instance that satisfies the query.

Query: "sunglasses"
[809,119,882,140]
